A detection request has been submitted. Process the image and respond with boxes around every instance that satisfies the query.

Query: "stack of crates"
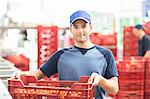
[144,21,150,35]
[8,75,94,99]
[145,58,150,98]
[37,26,58,68]
[90,33,117,57]
[115,57,145,99]
[123,26,138,56]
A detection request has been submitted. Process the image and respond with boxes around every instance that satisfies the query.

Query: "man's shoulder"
[95,45,112,54]
[143,34,150,43]
[56,47,74,53]
[145,34,150,39]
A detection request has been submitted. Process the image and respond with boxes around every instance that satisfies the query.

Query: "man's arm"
[34,69,46,80]
[144,50,150,58]
[14,69,46,80]
[88,73,119,95]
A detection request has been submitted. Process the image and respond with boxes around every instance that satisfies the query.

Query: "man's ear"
[70,25,72,33]
[90,24,92,30]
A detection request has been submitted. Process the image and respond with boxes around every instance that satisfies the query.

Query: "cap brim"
[70,17,90,24]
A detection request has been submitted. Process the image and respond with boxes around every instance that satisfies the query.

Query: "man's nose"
[78,28,84,33]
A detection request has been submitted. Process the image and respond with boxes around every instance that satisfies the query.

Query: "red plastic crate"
[124,46,137,51]
[118,71,144,81]
[3,54,29,71]
[145,71,150,78]
[144,21,150,35]
[37,26,58,68]
[115,57,145,72]
[145,72,150,79]
[116,91,144,99]
[115,57,145,97]
[145,92,150,99]
[145,86,150,93]
[119,80,144,92]
[110,48,117,57]
[145,58,150,93]
[145,58,150,71]
[8,76,94,99]
[123,26,138,56]
[124,36,138,42]
[145,74,150,92]
[122,51,138,56]
[90,33,117,45]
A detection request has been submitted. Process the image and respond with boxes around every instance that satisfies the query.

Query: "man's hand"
[11,71,22,79]
[12,69,46,80]
[88,73,119,95]
[88,72,103,86]
[11,71,30,79]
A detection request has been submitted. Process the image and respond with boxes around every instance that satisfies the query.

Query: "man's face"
[70,19,92,43]
[133,28,140,37]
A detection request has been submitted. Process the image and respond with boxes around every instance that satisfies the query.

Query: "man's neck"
[75,40,95,48]
[139,31,145,40]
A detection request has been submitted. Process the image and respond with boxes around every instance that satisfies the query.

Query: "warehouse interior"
[0,0,150,99]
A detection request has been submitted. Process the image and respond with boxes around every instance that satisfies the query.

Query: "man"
[133,24,150,57]
[16,10,119,99]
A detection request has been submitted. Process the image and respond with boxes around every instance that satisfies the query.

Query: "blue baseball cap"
[70,10,91,24]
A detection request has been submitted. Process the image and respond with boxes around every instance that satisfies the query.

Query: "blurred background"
[0,0,150,99]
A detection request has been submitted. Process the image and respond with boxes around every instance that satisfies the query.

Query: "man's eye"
[82,26,86,28]
[74,26,78,29]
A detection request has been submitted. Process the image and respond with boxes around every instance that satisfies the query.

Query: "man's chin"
[77,40,87,43]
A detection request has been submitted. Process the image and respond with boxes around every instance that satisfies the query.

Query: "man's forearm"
[98,77,119,95]
[34,69,45,80]
[144,50,150,58]
[88,73,119,95]
[16,69,45,80]
[18,71,33,76]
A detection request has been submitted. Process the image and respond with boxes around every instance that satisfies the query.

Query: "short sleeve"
[143,35,150,51]
[40,50,64,78]
[104,50,118,79]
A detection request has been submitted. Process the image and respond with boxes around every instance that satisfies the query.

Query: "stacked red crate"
[3,54,29,71]
[144,21,150,35]
[90,33,117,45]
[123,26,138,56]
[115,57,145,99]
[90,33,117,57]
[37,26,58,68]
[8,75,94,99]
[144,58,150,98]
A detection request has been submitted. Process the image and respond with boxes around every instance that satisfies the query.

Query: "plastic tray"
[115,57,145,72]
[8,75,94,99]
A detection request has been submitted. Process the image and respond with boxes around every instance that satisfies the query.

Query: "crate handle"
[79,76,90,83]
[19,75,37,85]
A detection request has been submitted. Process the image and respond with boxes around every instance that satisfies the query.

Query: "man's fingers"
[92,76,100,86]
[88,76,94,83]
[12,71,21,79]
[88,72,98,83]
[89,72,102,86]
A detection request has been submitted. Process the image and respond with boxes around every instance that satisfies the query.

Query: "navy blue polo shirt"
[138,34,150,56]
[40,45,118,99]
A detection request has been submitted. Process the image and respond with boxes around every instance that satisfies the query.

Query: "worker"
[133,24,150,57]
[14,10,119,99]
